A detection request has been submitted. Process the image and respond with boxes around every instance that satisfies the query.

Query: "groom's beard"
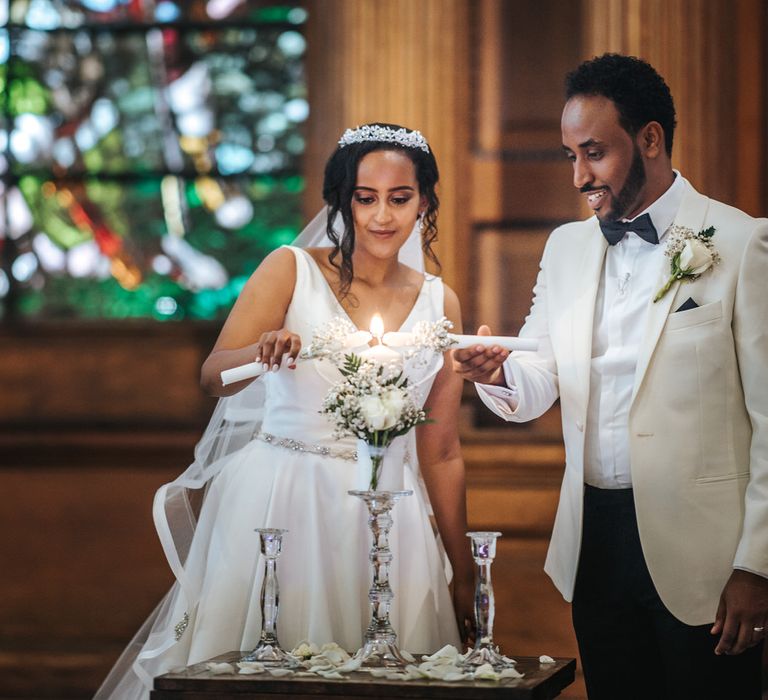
[605,147,647,222]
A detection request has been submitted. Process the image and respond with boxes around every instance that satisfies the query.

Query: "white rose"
[359,395,397,430]
[678,238,713,274]
[380,387,406,422]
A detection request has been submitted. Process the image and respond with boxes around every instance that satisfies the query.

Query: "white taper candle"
[220,361,266,386]
[448,335,539,351]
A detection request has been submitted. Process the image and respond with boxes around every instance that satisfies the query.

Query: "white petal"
[318,671,344,680]
[267,668,294,677]
[500,667,525,678]
[444,672,468,681]
[335,658,363,673]
[205,662,236,675]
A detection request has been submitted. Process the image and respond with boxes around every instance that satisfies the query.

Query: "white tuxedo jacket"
[478,184,768,624]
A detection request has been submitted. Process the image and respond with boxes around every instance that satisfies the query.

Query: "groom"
[453,53,768,699]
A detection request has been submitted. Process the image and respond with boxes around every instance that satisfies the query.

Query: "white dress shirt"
[482,173,687,488]
[583,174,685,487]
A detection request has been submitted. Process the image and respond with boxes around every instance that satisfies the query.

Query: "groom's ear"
[638,121,664,159]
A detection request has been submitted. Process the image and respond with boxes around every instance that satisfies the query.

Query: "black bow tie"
[599,213,658,246]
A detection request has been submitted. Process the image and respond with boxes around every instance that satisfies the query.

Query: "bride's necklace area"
[309,250,422,332]
[340,280,421,333]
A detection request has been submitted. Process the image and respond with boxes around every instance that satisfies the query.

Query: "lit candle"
[360,313,403,367]
[370,313,385,339]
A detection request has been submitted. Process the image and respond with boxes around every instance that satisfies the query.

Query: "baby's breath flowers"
[300,317,361,364]
[408,317,456,354]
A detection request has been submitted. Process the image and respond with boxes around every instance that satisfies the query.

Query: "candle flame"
[369,313,384,340]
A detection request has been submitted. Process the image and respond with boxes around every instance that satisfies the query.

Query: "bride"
[95,122,475,699]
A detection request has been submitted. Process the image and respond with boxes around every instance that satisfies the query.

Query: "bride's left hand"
[453,574,476,647]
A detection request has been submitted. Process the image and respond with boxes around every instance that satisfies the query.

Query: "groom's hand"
[711,569,768,655]
[451,325,509,386]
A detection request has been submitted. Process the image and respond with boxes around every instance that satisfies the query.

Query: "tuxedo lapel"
[631,185,711,403]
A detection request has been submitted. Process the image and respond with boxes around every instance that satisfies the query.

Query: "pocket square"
[675,297,699,312]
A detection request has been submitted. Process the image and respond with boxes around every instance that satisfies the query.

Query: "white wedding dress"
[95,245,461,699]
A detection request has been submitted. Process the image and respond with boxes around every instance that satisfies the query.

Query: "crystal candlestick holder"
[460,531,515,670]
[241,528,299,668]
[348,489,412,669]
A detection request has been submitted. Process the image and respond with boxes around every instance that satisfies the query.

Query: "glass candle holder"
[348,489,412,669]
[241,528,299,668]
[460,531,515,670]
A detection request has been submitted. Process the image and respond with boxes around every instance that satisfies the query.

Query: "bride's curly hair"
[321,122,440,299]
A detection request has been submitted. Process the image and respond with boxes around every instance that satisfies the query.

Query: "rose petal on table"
[405,663,430,677]
[236,661,265,674]
[205,662,236,675]
[317,670,345,680]
[473,663,500,681]
[402,669,424,681]
[267,668,294,677]
[335,657,363,673]
[444,671,468,682]
[368,669,391,678]
[500,667,525,679]
[539,655,555,664]
[369,670,406,681]
[421,661,465,680]
[422,644,461,662]
[308,663,334,673]
[318,643,350,664]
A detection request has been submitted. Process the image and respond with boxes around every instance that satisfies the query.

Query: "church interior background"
[1,1,766,697]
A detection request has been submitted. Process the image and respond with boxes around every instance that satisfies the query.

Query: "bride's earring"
[417,213,425,237]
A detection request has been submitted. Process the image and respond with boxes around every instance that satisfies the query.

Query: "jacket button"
[576,420,584,432]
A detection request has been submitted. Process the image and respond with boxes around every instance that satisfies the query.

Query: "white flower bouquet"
[321,353,429,489]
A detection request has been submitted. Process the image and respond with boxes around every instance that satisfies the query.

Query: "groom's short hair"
[565,53,677,157]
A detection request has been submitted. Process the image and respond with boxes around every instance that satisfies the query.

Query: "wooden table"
[151,651,576,699]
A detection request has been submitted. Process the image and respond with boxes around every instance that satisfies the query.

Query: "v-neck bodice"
[291,246,427,333]
[259,246,444,448]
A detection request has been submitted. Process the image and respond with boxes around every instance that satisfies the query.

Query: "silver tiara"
[337,125,430,153]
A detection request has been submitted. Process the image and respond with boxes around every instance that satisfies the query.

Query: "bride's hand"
[453,573,476,647]
[256,329,302,371]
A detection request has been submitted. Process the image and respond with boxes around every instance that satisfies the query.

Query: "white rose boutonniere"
[653,225,720,302]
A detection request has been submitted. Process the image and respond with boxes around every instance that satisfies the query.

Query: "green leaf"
[339,353,362,377]
[699,226,716,239]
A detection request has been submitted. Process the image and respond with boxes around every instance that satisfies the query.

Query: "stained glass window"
[0,0,307,320]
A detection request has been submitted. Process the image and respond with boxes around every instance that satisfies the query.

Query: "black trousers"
[572,485,764,700]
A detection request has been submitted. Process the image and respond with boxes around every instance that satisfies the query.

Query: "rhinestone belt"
[256,431,358,462]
